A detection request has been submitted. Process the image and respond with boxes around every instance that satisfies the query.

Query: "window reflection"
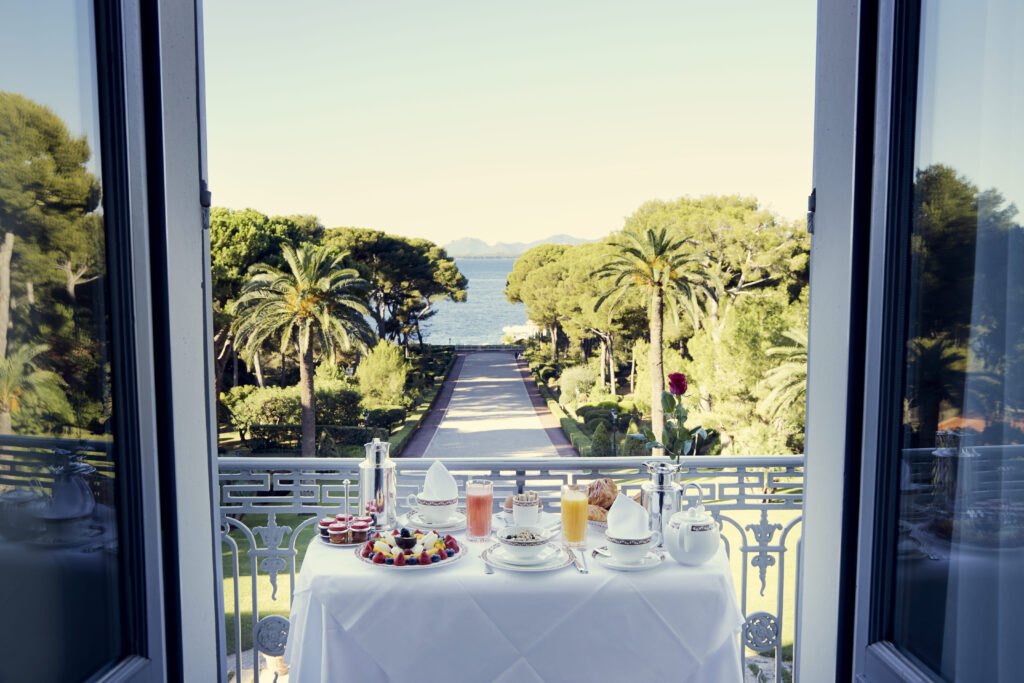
[0,1,123,680]
[892,1,1023,680]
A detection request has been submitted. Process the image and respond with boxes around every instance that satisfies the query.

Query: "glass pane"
[0,2,124,680]
[891,1,1024,680]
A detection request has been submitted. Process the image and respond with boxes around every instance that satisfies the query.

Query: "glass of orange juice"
[561,484,588,547]
[465,479,493,542]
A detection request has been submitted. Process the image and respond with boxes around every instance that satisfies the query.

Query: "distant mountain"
[445,234,592,258]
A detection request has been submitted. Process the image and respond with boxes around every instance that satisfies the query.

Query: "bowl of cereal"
[496,525,553,563]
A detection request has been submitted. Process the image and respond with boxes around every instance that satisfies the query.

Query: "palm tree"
[594,227,696,447]
[233,244,373,456]
[0,343,71,435]
[760,328,808,422]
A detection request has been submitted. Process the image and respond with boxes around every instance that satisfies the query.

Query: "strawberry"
[360,542,373,558]
[444,534,455,544]
[394,552,407,567]
[372,552,385,564]
[392,529,400,535]
[419,551,431,565]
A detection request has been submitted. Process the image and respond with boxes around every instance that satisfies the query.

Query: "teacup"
[405,492,458,524]
[512,494,541,526]
[605,529,662,565]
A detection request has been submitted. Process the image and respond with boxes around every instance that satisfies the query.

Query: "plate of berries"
[356,528,465,569]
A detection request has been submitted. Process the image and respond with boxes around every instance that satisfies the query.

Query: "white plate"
[398,509,467,532]
[354,542,467,570]
[480,543,575,573]
[491,543,560,566]
[590,546,665,572]
[318,534,367,549]
[588,519,608,531]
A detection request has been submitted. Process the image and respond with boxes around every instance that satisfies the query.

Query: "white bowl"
[496,525,551,562]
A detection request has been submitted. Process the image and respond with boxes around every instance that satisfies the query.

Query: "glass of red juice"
[465,479,493,542]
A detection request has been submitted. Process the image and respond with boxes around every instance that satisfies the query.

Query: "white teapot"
[665,483,719,566]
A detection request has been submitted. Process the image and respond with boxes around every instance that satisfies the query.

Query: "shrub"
[220,384,259,435]
[229,380,362,435]
[591,421,612,457]
[358,341,409,408]
[558,365,598,403]
[621,421,647,457]
[365,406,406,433]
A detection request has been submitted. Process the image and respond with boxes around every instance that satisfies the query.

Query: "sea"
[421,258,531,345]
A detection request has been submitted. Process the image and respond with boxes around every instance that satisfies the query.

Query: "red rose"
[667,372,687,396]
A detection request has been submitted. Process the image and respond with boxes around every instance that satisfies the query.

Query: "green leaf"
[683,439,693,454]
[642,427,657,442]
[661,391,676,415]
[627,433,647,442]
[644,442,665,450]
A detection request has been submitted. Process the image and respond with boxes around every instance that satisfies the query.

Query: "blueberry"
[430,554,441,563]
[446,548,455,557]
[407,556,418,565]
[385,557,394,565]
[400,528,411,537]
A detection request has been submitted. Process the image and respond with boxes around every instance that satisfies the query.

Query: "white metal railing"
[217,454,804,682]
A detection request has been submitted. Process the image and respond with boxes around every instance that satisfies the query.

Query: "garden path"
[405,351,575,458]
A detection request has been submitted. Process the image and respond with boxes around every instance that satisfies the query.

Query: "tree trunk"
[550,325,558,361]
[0,232,13,358]
[650,289,665,456]
[609,336,617,396]
[253,350,265,388]
[599,338,607,391]
[299,344,316,457]
[630,342,636,394]
[232,349,239,387]
[0,408,11,435]
[281,348,287,387]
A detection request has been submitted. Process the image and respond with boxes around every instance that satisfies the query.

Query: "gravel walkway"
[413,352,576,458]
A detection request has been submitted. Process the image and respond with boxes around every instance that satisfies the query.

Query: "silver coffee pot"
[359,438,396,530]
[640,460,681,546]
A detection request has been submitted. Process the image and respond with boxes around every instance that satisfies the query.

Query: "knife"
[567,546,588,574]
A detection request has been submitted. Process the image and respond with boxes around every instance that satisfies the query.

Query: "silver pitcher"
[359,438,396,530]
[640,460,681,546]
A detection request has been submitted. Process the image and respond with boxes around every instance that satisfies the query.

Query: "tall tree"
[594,227,695,449]
[232,244,373,456]
[325,228,467,348]
[209,208,325,400]
[506,244,570,359]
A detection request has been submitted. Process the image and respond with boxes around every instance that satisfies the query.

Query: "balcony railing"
[217,454,804,682]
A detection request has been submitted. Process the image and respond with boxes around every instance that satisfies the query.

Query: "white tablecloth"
[286,525,744,683]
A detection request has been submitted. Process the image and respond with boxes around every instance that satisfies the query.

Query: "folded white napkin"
[607,493,650,539]
[423,461,458,500]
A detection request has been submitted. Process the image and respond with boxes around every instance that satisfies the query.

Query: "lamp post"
[610,408,619,457]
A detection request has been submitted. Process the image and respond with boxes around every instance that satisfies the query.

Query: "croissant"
[588,478,618,508]
[588,504,608,522]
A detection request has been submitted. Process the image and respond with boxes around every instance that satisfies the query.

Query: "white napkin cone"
[423,461,458,500]
[606,493,649,539]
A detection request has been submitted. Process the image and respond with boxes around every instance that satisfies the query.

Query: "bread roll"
[587,478,618,508]
[588,504,608,522]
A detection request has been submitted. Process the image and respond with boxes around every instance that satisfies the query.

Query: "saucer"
[492,543,559,566]
[591,546,665,572]
[398,509,466,532]
[480,544,575,573]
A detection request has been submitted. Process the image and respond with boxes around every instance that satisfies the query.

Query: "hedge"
[529,369,592,457]
[247,424,389,453]
[389,353,458,457]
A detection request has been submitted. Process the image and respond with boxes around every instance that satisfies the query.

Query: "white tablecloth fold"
[286,534,744,683]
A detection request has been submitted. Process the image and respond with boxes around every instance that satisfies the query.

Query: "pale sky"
[203,1,817,244]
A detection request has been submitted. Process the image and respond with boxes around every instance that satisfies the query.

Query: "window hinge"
[806,188,816,234]
[200,179,212,231]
